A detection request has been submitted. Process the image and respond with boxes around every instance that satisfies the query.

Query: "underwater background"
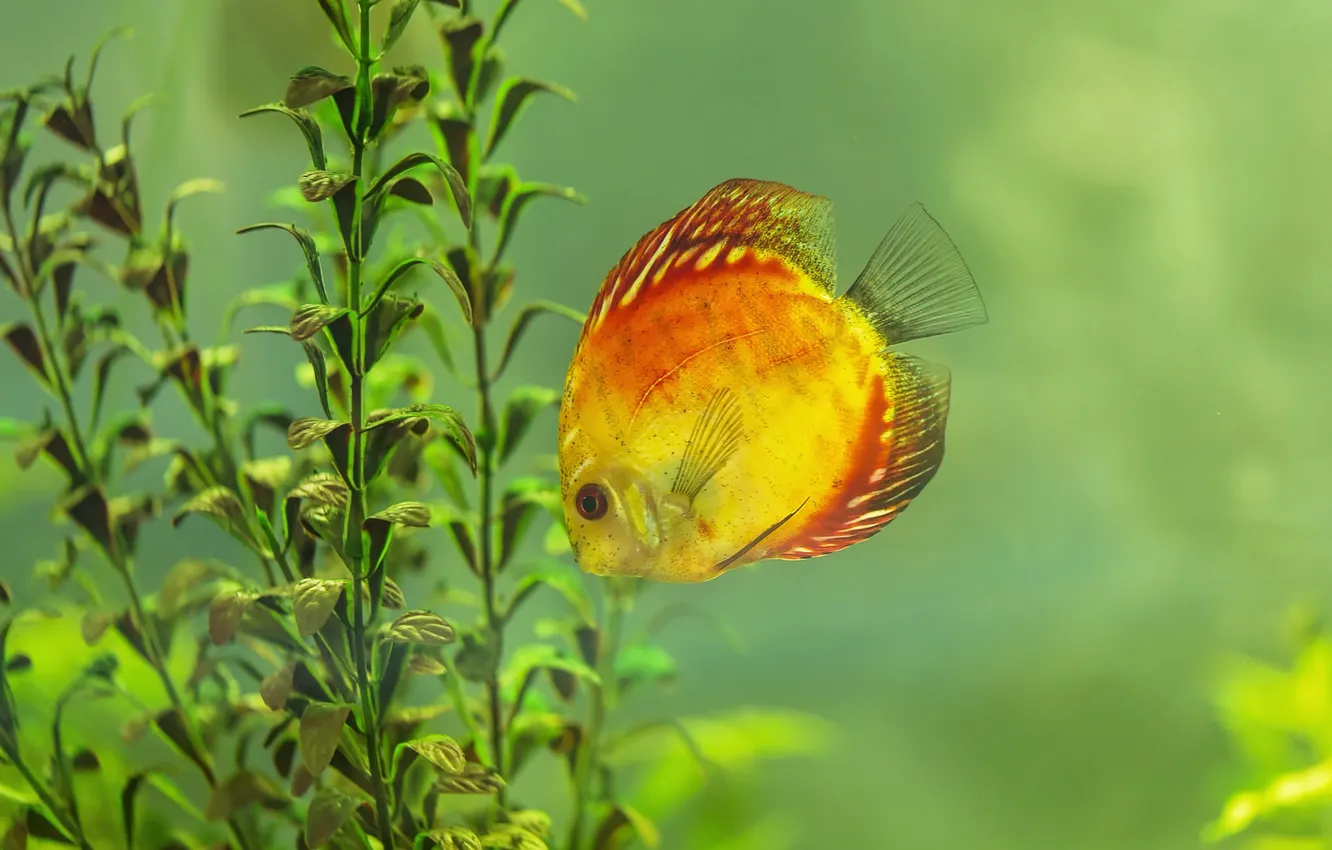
[2,1,1331,848]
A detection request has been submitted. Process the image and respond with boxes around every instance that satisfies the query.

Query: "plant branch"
[342,0,395,843]
[472,320,507,804]
[6,743,89,850]
[566,578,629,850]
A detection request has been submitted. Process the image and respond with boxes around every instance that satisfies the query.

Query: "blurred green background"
[3,1,1332,848]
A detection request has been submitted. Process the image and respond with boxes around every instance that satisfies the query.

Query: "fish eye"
[576,483,609,520]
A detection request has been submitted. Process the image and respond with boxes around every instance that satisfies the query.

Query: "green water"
[2,1,1330,847]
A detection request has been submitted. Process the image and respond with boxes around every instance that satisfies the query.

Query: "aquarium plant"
[0,2,829,848]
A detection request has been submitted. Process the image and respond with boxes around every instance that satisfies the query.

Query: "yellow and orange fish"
[557,178,986,582]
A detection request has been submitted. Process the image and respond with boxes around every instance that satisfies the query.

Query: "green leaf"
[415,827,482,850]
[364,501,431,573]
[367,404,476,475]
[304,786,362,848]
[1203,760,1332,842]
[88,343,135,435]
[493,181,586,265]
[399,733,466,774]
[558,0,589,19]
[170,486,260,549]
[299,703,352,778]
[301,341,334,419]
[289,303,348,342]
[260,663,294,711]
[616,642,676,692]
[367,151,471,229]
[300,170,356,202]
[222,280,302,337]
[363,256,471,326]
[164,178,225,240]
[507,560,592,624]
[316,0,356,52]
[498,385,559,464]
[542,522,570,556]
[208,589,258,645]
[239,103,327,170]
[438,16,484,104]
[390,176,433,204]
[123,770,193,848]
[141,772,205,824]
[482,824,547,849]
[285,66,353,109]
[236,222,329,304]
[593,804,659,850]
[485,77,575,159]
[433,763,504,795]
[158,558,217,618]
[501,643,599,702]
[0,417,31,443]
[293,578,345,635]
[3,323,50,388]
[204,770,286,821]
[492,300,583,380]
[362,293,423,375]
[387,610,456,645]
[382,0,422,52]
[506,810,552,840]
[287,417,349,451]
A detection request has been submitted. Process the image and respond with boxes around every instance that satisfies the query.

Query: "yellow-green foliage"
[0,4,829,849]
[1207,609,1332,848]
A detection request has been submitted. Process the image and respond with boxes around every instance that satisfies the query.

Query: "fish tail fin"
[840,203,987,345]
[774,353,951,559]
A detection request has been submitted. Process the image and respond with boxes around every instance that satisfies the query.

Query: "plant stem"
[566,579,628,850]
[7,746,90,849]
[343,1,395,844]
[471,321,507,803]
[453,30,508,805]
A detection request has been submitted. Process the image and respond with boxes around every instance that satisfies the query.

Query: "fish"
[556,178,987,582]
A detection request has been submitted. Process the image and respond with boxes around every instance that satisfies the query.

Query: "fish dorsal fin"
[842,203,987,345]
[581,178,837,339]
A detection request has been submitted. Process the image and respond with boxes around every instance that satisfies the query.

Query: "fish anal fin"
[842,203,987,345]
[776,353,951,559]
[580,179,837,342]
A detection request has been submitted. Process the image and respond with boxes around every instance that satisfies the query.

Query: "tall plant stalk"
[344,0,395,842]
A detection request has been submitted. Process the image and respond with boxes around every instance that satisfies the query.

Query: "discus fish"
[557,178,986,582]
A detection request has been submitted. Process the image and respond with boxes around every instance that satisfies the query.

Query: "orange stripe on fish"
[558,177,986,583]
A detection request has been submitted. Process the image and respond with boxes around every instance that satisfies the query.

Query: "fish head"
[561,459,711,581]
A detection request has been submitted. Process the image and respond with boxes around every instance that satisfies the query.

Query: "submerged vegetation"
[1206,607,1332,849]
[0,2,828,848]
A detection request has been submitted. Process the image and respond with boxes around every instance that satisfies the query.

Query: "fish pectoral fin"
[714,497,810,574]
[670,388,745,502]
[841,203,987,345]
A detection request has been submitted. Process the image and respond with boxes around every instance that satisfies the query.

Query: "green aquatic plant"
[0,3,830,848]
[1205,606,1332,848]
